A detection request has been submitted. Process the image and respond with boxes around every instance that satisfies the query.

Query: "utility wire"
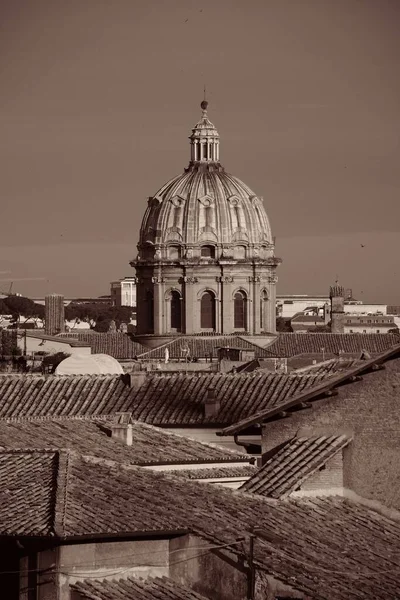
[0,538,245,576]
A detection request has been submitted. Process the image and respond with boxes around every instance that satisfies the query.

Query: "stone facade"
[131,101,281,337]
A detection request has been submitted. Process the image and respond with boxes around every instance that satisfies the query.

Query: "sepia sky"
[0,0,399,302]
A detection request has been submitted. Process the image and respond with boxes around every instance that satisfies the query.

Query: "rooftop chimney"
[204,386,221,418]
[110,412,133,446]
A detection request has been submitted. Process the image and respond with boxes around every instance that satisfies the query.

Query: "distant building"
[344,314,395,334]
[45,294,65,336]
[110,277,137,307]
[277,295,330,318]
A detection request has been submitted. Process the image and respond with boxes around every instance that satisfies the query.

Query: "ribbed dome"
[139,166,272,249]
[137,100,274,259]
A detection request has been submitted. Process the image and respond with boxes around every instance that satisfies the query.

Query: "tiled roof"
[240,435,350,498]
[71,576,209,600]
[0,371,333,425]
[291,314,324,323]
[218,342,400,435]
[168,464,257,480]
[292,358,361,376]
[2,450,400,600]
[266,332,400,357]
[58,333,147,358]
[0,449,58,536]
[137,335,273,359]
[0,418,248,465]
[26,331,91,347]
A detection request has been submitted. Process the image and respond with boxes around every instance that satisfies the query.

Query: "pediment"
[198,194,214,207]
[227,194,242,206]
[170,195,186,208]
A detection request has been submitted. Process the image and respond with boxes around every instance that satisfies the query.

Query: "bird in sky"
[184,18,188,23]
[361,244,365,248]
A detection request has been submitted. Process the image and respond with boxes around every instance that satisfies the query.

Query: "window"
[363,329,366,333]
[377,329,380,333]
[201,291,216,329]
[170,291,182,331]
[234,291,247,329]
[260,290,268,331]
[168,245,181,260]
[350,329,353,333]
[201,245,215,259]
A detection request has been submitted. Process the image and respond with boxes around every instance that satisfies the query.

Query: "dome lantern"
[189,98,220,164]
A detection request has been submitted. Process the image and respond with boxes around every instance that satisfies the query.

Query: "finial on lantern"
[200,84,208,112]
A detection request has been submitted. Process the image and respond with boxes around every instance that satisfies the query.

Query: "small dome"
[55,353,124,375]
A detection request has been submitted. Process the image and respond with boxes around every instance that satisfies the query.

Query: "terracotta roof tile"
[71,576,209,600]
[219,343,400,435]
[58,333,147,358]
[240,435,351,498]
[0,371,333,425]
[137,335,273,359]
[292,358,361,376]
[168,464,257,479]
[0,449,58,536]
[0,418,249,465]
[266,333,400,357]
[2,451,400,599]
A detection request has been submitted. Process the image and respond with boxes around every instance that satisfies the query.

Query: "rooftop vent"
[111,412,133,446]
[203,386,221,418]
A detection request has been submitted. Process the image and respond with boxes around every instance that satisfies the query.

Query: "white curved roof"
[55,353,124,375]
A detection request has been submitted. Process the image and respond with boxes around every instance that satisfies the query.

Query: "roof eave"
[217,343,400,436]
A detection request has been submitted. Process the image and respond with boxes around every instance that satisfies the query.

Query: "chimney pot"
[111,423,133,446]
[110,412,133,446]
[204,386,220,417]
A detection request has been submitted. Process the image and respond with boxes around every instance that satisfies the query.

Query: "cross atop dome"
[189,96,220,164]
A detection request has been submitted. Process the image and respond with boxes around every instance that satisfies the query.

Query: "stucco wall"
[262,358,400,510]
[58,539,169,600]
[169,534,248,600]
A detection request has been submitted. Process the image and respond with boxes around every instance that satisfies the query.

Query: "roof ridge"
[53,449,72,537]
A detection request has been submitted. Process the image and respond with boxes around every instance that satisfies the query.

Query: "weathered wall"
[262,358,400,509]
[165,426,259,452]
[169,534,248,600]
[290,452,344,498]
[57,539,169,599]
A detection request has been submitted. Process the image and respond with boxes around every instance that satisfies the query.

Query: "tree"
[2,296,45,326]
[65,303,134,331]
[388,328,400,335]
[276,317,293,333]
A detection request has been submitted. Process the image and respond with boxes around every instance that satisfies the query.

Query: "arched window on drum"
[260,290,269,331]
[234,291,248,330]
[200,291,216,330]
[170,291,182,332]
